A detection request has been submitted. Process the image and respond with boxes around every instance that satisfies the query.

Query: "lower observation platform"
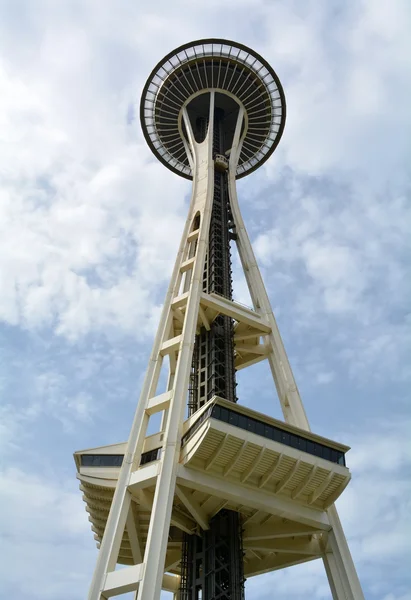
[75,398,350,579]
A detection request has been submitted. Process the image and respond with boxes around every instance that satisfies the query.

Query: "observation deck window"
[80,448,161,468]
[182,402,346,466]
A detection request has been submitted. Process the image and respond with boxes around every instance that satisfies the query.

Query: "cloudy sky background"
[0,0,410,598]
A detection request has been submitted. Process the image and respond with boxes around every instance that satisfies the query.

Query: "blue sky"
[0,1,410,599]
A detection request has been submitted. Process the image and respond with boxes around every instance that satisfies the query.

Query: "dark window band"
[80,448,161,468]
[182,404,346,466]
[81,408,346,470]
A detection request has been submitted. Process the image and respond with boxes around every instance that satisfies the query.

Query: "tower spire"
[74,39,365,600]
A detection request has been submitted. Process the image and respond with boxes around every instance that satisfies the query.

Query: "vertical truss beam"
[87,94,218,600]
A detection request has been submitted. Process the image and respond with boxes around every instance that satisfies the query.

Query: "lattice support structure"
[181,510,244,600]
[79,39,365,600]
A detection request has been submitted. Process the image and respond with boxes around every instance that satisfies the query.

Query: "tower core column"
[183,97,245,600]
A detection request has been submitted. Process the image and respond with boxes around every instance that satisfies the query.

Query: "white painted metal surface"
[83,84,364,600]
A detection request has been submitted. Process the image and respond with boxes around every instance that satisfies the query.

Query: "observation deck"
[140,38,286,179]
[74,398,350,578]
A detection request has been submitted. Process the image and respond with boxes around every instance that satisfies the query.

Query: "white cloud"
[251,175,410,383]
[0,467,94,599]
[0,0,409,343]
[246,558,329,599]
[261,0,411,179]
[316,371,334,385]
[0,366,102,454]
[254,185,409,318]
[0,75,187,339]
[339,319,411,382]
[0,404,26,455]
[335,420,411,597]
[0,4,191,340]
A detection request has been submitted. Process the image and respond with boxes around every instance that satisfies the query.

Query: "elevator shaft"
[188,108,236,415]
[181,108,245,600]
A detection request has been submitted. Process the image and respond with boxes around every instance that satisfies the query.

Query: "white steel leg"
[228,146,365,599]
[325,507,365,600]
[322,549,348,600]
[135,93,217,600]
[87,95,217,600]
[227,166,308,430]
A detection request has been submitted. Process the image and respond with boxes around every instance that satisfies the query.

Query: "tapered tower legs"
[79,39,365,600]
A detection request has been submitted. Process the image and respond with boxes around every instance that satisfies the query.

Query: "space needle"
[74,39,364,600]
